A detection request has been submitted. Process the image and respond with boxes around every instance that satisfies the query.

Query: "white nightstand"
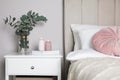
[4,50,62,80]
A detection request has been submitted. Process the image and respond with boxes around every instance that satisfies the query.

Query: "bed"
[64,0,120,80]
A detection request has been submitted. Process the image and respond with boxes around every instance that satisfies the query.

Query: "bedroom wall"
[0,0,63,80]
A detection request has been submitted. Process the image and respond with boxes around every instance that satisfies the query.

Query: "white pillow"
[78,28,102,49]
[71,24,100,50]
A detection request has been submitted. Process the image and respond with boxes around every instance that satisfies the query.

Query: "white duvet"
[67,57,120,80]
[66,49,120,61]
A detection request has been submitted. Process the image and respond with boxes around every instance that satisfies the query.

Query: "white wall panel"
[65,0,82,24]
[65,0,82,53]
[82,0,98,24]
[98,0,115,25]
[116,0,120,25]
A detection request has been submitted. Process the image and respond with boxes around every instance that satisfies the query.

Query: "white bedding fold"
[67,57,120,80]
[66,49,120,61]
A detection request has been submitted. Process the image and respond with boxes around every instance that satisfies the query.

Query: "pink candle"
[45,40,52,51]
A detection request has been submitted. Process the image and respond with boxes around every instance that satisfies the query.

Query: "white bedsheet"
[66,49,120,61]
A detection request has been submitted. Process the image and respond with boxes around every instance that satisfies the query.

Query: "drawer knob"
[31,66,35,70]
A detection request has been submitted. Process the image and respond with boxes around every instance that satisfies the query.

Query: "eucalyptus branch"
[3,10,47,36]
[4,10,47,49]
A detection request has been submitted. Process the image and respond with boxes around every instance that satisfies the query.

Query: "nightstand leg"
[5,75,9,80]
[13,76,16,80]
[57,76,61,80]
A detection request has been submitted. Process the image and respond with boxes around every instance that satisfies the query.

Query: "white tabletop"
[4,50,62,58]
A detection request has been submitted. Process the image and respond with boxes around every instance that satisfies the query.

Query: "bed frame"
[64,0,120,78]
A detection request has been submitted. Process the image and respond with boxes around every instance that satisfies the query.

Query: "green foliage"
[4,10,47,36]
[4,10,47,48]
[19,36,29,48]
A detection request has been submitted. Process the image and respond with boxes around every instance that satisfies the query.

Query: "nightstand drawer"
[7,58,60,75]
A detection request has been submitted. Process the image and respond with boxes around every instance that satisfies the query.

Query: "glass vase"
[18,35,31,55]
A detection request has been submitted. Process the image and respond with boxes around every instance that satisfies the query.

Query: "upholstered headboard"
[64,0,120,55]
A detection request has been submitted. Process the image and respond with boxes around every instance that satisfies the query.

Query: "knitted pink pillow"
[92,27,120,56]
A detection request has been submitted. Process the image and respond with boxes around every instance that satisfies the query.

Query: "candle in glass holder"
[45,40,52,51]
[39,38,45,51]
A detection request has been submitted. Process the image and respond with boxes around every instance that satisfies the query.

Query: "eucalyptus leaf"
[10,22,12,26]
[27,10,32,16]
[14,25,18,28]
[12,17,16,22]
[9,16,12,23]
[5,17,8,24]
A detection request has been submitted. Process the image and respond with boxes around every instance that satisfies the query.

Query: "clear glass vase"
[18,35,31,55]
[19,47,29,55]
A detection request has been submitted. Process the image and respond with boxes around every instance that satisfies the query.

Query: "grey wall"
[0,0,63,80]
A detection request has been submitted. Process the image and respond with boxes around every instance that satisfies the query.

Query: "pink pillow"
[92,27,120,56]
